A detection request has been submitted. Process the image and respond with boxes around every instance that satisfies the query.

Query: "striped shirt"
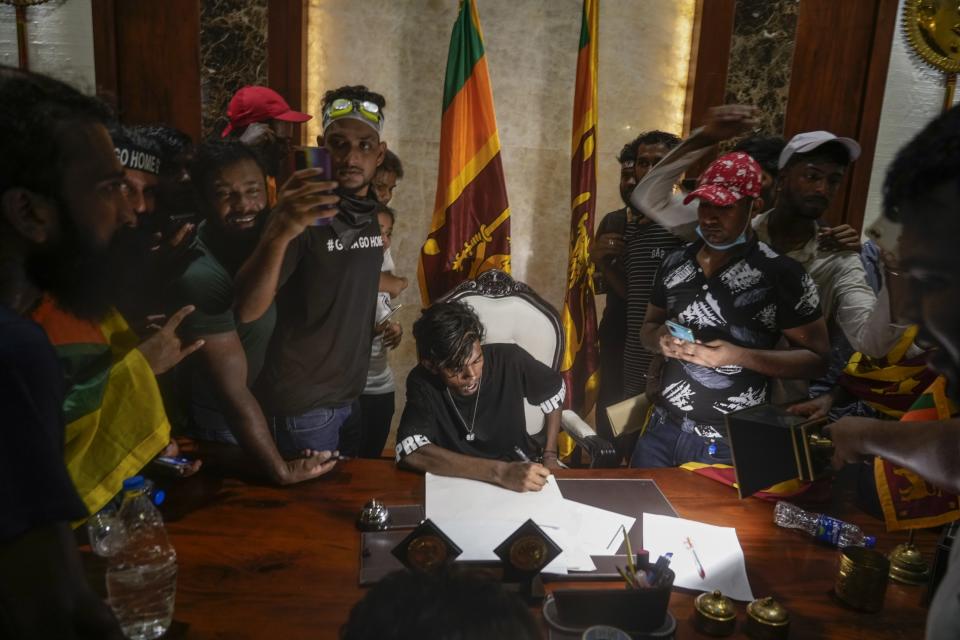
[622,216,684,396]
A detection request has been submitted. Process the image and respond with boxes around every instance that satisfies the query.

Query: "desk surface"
[102,461,933,639]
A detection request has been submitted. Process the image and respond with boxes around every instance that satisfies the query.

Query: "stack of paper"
[424,473,635,574]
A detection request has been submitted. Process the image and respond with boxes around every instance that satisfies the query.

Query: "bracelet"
[885,268,903,277]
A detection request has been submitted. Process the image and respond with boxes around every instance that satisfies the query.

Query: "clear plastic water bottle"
[106,476,178,640]
[87,503,127,557]
[774,501,876,548]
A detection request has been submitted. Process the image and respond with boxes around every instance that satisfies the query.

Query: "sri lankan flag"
[874,376,960,531]
[559,0,601,453]
[418,0,511,305]
[33,298,170,517]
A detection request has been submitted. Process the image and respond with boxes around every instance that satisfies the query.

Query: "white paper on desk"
[642,512,754,602]
[424,473,595,573]
[564,500,636,557]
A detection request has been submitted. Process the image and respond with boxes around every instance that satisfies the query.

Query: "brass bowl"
[745,596,790,639]
[694,590,736,636]
[834,546,890,612]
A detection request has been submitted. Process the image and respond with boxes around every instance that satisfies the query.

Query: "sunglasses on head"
[325,98,383,124]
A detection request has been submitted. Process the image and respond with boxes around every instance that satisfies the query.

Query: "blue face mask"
[695,225,748,251]
[695,206,753,251]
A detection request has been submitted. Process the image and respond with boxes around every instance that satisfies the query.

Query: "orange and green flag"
[419,0,510,305]
[874,376,960,531]
[560,0,601,447]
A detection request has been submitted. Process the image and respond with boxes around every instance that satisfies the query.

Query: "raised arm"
[401,444,550,493]
[630,105,758,240]
[234,168,339,323]
[196,332,337,484]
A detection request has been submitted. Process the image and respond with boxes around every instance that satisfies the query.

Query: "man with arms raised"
[396,302,564,492]
[235,85,387,453]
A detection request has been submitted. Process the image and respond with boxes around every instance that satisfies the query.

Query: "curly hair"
[884,104,960,222]
[733,135,785,179]
[413,301,486,372]
[617,130,681,164]
[321,85,386,113]
[340,569,539,640]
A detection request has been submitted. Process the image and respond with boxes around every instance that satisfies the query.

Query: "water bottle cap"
[864,536,877,549]
[122,475,146,491]
[152,489,166,506]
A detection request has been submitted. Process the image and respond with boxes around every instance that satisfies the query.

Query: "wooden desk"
[95,461,933,639]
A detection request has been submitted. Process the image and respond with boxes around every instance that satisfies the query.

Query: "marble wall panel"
[200,0,268,139]
[725,0,799,136]
[305,0,695,443]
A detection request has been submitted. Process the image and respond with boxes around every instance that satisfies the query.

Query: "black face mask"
[25,197,125,321]
[329,187,378,247]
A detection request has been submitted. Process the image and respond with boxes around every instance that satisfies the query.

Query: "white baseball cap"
[778,131,861,169]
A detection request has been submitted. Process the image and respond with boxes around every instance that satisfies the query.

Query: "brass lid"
[695,590,736,622]
[747,597,789,626]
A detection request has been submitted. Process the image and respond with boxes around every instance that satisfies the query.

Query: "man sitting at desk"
[395,302,564,492]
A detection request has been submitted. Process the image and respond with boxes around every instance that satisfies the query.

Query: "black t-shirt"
[0,305,87,541]
[395,344,565,462]
[256,215,384,415]
[651,238,821,431]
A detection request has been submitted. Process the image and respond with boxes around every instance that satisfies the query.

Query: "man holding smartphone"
[235,85,388,455]
[634,150,830,468]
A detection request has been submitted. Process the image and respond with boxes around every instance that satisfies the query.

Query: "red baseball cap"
[221,86,312,137]
[683,152,762,207]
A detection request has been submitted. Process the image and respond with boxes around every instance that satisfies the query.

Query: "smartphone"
[152,455,195,477]
[665,319,695,343]
[293,146,336,224]
[293,146,332,180]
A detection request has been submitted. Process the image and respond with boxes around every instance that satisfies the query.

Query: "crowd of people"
[2,62,960,638]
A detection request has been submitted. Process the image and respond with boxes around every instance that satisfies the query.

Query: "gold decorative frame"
[903,0,960,73]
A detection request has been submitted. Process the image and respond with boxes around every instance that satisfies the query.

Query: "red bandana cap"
[221,86,312,137]
[683,152,763,207]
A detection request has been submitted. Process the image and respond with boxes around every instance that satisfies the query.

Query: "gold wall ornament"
[903,0,960,109]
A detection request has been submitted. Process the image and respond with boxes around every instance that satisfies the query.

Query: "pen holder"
[551,568,675,633]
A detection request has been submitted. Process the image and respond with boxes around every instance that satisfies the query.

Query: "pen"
[685,536,706,580]
[514,446,531,462]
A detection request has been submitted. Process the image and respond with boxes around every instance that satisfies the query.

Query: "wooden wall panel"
[268,0,306,139]
[684,0,736,137]
[682,0,736,179]
[783,0,898,229]
[92,0,202,142]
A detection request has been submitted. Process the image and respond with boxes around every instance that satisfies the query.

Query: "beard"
[24,208,129,321]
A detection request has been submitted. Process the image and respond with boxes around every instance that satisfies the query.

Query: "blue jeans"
[629,406,732,468]
[269,405,352,457]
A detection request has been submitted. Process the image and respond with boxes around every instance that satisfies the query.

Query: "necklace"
[446,375,482,441]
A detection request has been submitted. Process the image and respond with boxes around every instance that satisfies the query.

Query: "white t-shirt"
[364,248,396,395]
